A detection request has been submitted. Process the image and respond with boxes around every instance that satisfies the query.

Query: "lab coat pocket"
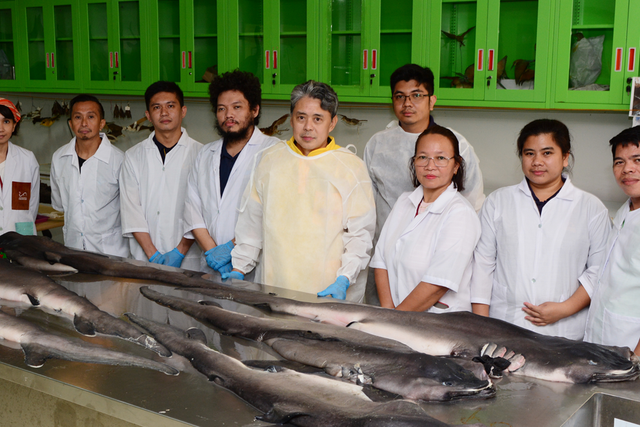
[11,182,31,210]
[602,308,640,350]
[489,280,509,319]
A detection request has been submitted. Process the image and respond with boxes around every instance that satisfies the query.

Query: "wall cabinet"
[0,0,638,111]
[432,0,554,108]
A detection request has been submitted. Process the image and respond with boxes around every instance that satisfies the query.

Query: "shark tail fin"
[21,343,49,368]
[73,314,97,336]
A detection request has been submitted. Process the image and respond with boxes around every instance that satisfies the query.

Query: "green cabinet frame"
[0,2,23,90]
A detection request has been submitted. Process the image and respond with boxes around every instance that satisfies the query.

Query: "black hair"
[209,70,262,126]
[390,64,435,96]
[69,94,105,120]
[290,80,339,119]
[609,127,640,159]
[410,125,465,192]
[145,81,185,111]
[0,105,20,136]
[516,119,574,171]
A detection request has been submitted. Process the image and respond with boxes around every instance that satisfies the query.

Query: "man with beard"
[120,81,203,269]
[183,70,279,275]
[51,94,128,256]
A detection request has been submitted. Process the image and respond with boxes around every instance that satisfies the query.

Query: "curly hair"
[209,70,262,126]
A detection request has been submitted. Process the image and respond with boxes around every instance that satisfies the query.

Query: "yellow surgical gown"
[232,138,376,302]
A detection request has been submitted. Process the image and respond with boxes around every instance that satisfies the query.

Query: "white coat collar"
[207,126,266,154]
[408,182,458,214]
[61,133,112,164]
[517,174,576,201]
[144,127,190,149]
[6,141,18,159]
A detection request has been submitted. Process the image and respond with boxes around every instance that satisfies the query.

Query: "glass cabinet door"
[0,3,21,88]
[554,0,630,107]
[434,0,488,102]
[25,5,47,84]
[483,0,552,103]
[622,0,640,110]
[190,0,220,93]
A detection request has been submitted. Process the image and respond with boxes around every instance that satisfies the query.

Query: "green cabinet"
[433,0,554,108]
[0,2,21,89]
[552,0,638,110]
[79,0,152,93]
[149,0,225,96]
[319,0,429,102]
[18,0,82,91]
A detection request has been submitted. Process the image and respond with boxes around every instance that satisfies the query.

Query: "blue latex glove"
[161,248,185,268]
[221,271,244,281]
[149,251,165,264]
[217,262,233,275]
[204,240,235,270]
[317,275,350,300]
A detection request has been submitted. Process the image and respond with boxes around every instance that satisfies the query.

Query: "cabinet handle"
[115,52,119,68]
[488,49,494,71]
[371,49,377,70]
[615,48,623,72]
[188,51,192,69]
[265,50,270,69]
[51,52,54,69]
[46,53,50,68]
[110,52,113,68]
[363,49,368,70]
[477,49,484,71]
[273,50,277,70]
[182,51,186,69]
[628,48,636,72]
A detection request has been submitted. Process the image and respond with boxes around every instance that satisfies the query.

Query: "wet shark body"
[181,287,640,384]
[125,312,479,427]
[0,259,170,357]
[140,286,494,401]
[0,310,178,375]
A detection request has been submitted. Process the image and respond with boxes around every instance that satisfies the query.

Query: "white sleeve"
[50,155,63,213]
[119,153,149,236]
[470,195,498,304]
[454,130,485,212]
[182,151,207,238]
[231,171,263,274]
[29,154,40,223]
[336,179,376,284]
[577,206,612,297]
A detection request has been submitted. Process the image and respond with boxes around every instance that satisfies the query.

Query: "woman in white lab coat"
[471,119,610,340]
[0,98,39,236]
[371,125,481,312]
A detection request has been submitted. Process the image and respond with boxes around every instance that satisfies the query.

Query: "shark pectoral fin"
[198,300,222,308]
[256,405,309,424]
[21,344,49,368]
[185,328,207,345]
[73,314,97,336]
[26,294,40,306]
[137,335,172,358]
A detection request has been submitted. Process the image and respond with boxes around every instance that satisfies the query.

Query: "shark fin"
[43,251,62,263]
[185,327,208,344]
[256,405,308,424]
[73,314,97,336]
[22,344,49,368]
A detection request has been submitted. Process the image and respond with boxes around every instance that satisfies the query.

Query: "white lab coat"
[471,177,611,340]
[0,142,39,235]
[183,129,279,272]
[120,129,203,269]
[364,120,485,241]
[50,134,129,257]
[370,184,480,312]
[232,139,376,302]
[585,201,640,350]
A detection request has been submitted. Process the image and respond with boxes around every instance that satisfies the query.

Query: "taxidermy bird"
[260,114,290,136]
[339,114,368,127]
[123,116,154,132]
[497,56,508,89]
[441,26,475,47]
[441,74,473,88]
[512,59,535,85]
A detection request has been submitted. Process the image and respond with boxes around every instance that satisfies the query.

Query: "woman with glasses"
[370,125,480,312]
[471,119,610,340]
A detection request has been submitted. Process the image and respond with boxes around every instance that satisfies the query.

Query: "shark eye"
[443,381,453,386]
[588,360,598,366]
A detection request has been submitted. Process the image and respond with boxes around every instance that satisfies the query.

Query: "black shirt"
[527,177,566,214]
[154,136,177,164]
[219,141,241,196]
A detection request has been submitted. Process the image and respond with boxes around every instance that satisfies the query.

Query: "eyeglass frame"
[413,154,454,168]
[391,92,431,104]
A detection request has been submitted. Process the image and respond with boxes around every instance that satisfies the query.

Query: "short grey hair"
[290,80,339,118]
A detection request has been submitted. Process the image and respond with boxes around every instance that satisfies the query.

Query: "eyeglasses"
[414,155,453,167]
[392,93,430,104]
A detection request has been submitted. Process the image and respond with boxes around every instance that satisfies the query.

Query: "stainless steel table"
[0,268,639,427]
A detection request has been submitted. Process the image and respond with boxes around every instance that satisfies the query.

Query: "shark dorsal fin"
[185,327,207,344]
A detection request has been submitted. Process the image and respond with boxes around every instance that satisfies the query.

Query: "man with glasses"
[363,64,485,304]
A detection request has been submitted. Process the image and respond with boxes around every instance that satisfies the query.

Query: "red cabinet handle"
[615,47,623,72]
[363,49,368,70]
[182,51,186,69]
[46,53,50,68]
[188,51,192,69]
[115,52,119,68]
[110,52,113,68]
[51,52,55,68]
[273,50,277,69]
[488,49,494,71]
[628,47,636,73]
[372,49,377,70]
[265,50,270,69]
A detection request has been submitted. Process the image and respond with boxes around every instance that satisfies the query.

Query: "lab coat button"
[0,206,3,210]
[538,224,542,228]
[157,211,160,215]
[80,233,84,236]
[162,167,165,171]
[531,278,536,283]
